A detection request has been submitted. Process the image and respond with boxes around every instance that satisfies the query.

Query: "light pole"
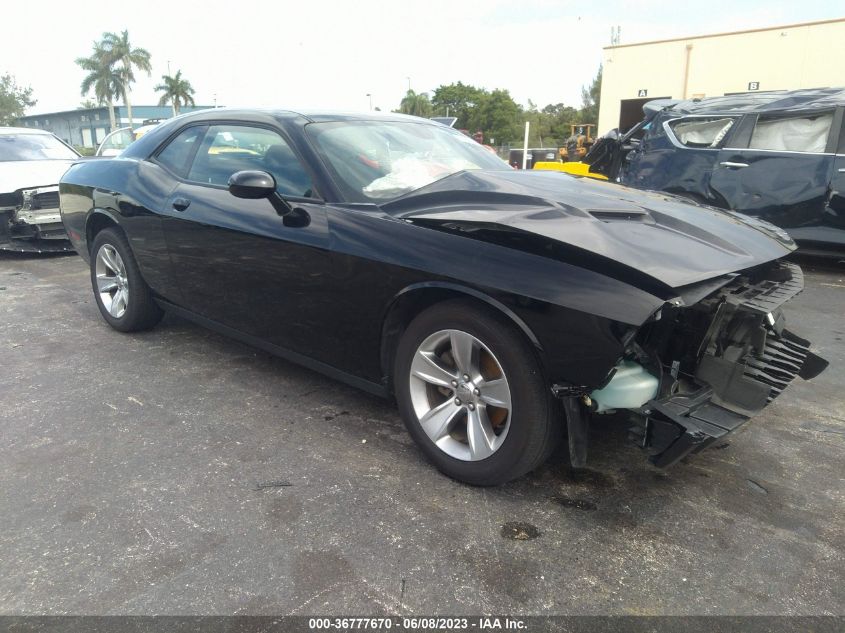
[366,93,372,111]
[406,76,411,92]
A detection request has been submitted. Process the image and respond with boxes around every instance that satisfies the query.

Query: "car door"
[822,109,845,252]
[159,122,335,359]
[120,125,207,302]
[709,109,837,232]
[624,114,739,199]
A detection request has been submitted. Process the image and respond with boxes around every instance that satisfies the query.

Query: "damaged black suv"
[582,88,845,257]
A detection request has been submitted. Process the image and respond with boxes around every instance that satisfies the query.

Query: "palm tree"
[155,71,196,116]
[76,43,122,132]
[102,30,151,131]
[398,90,433,118]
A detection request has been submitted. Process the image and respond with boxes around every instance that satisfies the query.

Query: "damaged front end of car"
[388,168,826,470]
[571,260,827,468]
[0,186,72,252]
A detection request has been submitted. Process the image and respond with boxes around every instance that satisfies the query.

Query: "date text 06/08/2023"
[307,617,528,630]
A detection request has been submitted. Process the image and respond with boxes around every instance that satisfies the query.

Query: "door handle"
[172,197,191,212]
[838,168,845,173]
[719,161,749,169]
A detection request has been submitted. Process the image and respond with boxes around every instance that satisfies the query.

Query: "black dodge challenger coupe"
[59,109,827,485]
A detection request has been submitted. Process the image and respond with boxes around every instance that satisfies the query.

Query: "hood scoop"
[587,207,654,224]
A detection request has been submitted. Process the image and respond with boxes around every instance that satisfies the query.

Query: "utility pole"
[521,122,530,170]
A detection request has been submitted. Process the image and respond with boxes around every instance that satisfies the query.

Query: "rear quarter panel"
[59,157,180,300]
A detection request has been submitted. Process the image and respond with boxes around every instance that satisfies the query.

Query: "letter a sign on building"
[638,89,648,97]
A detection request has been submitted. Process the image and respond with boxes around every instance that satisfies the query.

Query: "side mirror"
[228,170,294,216]
[228,170,276,199]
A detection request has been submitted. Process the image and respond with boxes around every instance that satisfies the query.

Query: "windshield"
[0,133,79,161]
[306,120,510,202]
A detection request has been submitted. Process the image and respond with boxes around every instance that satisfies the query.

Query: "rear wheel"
[394,299,559,485]
[90,227,163,332]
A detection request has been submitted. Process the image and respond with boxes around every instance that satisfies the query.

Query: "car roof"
[653,87,845,116]
[0,126,55,136]
[122,107,442,160]
[169,107,437,124]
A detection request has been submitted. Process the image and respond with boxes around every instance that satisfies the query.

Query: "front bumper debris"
[1,186,72,253]
[631,261,827,467]
[644,388,747,467]
[645,341,827,468]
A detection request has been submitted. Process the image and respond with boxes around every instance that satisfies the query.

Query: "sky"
[2,0,843,117]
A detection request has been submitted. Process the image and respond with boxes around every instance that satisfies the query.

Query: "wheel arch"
[379,282,546,392]
[85,209,124,255]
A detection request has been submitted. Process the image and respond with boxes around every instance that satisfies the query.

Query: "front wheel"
[394,299,559,485]
[90,227,163,332]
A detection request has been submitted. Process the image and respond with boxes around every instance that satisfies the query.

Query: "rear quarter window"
[154,126,205,176]
[749,112,833,153]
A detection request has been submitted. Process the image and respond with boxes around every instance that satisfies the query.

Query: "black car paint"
[61,164,644,391]
[586,89,845,254]
[59,108,820,468]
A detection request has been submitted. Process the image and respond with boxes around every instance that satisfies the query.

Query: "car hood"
[383,170,795,290]
[0,160,76,193]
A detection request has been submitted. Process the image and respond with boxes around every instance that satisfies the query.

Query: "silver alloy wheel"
[409,329,512,461]
[95,243,129,319]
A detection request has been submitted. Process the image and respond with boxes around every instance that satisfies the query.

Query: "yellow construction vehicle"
[559,124,595,162]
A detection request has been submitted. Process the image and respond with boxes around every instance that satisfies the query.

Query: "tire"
[89,227,163,332]
[394,299,559,485]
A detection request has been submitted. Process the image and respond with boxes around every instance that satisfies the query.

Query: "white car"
[0,127,80,252]
[95,123,160,157]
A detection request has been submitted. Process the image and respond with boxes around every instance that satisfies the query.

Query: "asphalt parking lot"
[0,252,843,616]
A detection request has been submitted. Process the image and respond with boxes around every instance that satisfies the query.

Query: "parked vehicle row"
[0,122,168,251]
[58,108,827,485]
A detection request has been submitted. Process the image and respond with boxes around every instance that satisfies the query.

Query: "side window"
[155,126,204,175]
[187,125,314,198]
[749,112,833,153]
[668,118,735,148]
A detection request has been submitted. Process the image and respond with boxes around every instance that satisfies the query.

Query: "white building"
[598,18,845,134]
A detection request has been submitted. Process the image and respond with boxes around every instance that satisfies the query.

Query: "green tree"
[431,82,486,129]
[155,70,196,116]
[0,74,36,125]
[398,90,433,118]
[468,89,521,146]
[522,99,557,146]
[578,65,602,126]
[103,30,152,131]
[541,102,579,144]
[76,43,122,132]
